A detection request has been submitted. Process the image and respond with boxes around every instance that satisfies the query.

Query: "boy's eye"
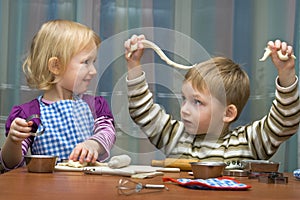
[84,60,89,64]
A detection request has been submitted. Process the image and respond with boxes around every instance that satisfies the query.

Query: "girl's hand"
[69,140,102,164]
[8,118,32,143]
[268,40,296,87]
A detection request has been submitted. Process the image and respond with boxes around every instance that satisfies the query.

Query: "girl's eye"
[194,99,202,105]
[84,60,89,64]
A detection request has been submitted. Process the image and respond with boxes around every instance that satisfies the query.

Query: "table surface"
[0,167,299,200]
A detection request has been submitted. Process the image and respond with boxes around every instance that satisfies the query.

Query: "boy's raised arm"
[268,40,296,87]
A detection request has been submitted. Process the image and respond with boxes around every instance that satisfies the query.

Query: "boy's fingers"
[281,42,287,53]
[124,39,130,48]
[130,35,138,44]
[287,46,293,55]
[137,34,145,40]
[275,39,281,49]
[130,34,137,40]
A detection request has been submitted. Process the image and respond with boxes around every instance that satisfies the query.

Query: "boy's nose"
[181,103,190,116]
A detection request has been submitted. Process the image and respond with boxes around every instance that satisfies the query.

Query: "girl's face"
[58,43,98,95]
[180,81,226,135]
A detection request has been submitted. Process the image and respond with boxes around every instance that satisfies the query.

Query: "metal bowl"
[190,161,227,179]
[241,160,279,172]
[24,155,58,173]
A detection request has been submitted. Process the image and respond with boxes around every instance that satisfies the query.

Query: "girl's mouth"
[83,79,92,84]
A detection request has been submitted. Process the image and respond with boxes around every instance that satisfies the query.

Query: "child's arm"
[69,117,115,164]
[268,40,296,87]
[1,118,32,169]
[124,35,185,155]
[244,40,299,160]
[69,95,116,163]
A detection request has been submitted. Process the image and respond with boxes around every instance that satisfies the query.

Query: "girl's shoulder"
[8,98,40,119]
[81,94,113,119]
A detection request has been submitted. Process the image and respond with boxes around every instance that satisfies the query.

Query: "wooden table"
[0,167,299,200]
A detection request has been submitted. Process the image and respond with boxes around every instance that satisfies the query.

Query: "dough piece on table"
[67,160,88,168]
[57,160,107,168]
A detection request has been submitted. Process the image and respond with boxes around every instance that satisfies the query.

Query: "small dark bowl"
[24,155,58,173]
[190,161,227,179]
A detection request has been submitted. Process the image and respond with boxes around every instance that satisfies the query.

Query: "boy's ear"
[48,57,61,75]
[223,104,237,123]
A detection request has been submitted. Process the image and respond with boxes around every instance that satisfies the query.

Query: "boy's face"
[180,81,226,135]
[58,43,98,95]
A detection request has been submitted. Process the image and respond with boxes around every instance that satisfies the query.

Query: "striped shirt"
[127,72,300,169]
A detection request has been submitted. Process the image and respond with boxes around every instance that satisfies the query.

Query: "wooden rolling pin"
[151,158,200,171]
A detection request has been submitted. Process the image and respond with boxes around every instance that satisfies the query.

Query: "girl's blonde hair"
[184,57,250,120]
[23,19,101,90]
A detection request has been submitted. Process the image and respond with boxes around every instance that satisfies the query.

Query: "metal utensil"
[26,114,45,136]
[117,178,168,195]
[84,167,135,176]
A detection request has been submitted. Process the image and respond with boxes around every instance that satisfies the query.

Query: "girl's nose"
[90,65,97,75]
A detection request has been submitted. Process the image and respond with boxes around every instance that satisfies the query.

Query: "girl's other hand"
[8,118,32,143]
[69,140,102,164]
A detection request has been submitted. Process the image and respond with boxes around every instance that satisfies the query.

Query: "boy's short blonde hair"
[23,19,101,90]
[184,57,250,120]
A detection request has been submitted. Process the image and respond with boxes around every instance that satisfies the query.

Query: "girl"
[0,20,116,171]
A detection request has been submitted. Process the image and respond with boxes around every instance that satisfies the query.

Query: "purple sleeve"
[5,99,40,135]
[5,105,27,135]
[82,95,114,120]
[83,95,116,161]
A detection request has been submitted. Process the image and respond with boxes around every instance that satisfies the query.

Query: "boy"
[124,35,299,169]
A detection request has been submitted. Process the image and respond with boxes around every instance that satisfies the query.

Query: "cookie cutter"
[256,172,288,184]
[26,114,45,136]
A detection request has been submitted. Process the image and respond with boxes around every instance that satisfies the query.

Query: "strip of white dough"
[127,39,195,70]
[259,47,296,61]
[57,160,107,168]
